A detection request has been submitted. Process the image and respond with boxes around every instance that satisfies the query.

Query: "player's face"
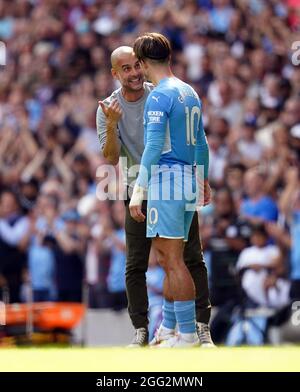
[112,53,144,91]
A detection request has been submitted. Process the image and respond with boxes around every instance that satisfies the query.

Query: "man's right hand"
[129,184,146,223]
[99,99,123,125]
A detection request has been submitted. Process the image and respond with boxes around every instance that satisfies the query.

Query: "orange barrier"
[5,302,85,330]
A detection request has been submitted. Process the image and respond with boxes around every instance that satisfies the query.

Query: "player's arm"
[196,114,211,206]
[130,92,170,221]
[97,99,122,166]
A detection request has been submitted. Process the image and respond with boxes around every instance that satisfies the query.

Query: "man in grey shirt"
[97,46,214,347]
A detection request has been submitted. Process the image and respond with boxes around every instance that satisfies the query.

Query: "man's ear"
[111,68,118,80]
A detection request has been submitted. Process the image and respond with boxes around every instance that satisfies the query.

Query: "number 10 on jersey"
[185,106,201,146]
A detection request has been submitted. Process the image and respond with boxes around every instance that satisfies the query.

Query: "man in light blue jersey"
[130,33,211,347]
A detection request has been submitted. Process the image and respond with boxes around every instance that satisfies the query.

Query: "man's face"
[251,232,267,248]
[214,191,233,217]
[226,168,244,191]
[112,52,144,91]
[281,100,300,127]
[0,192,18,217]
[244,171,262,197]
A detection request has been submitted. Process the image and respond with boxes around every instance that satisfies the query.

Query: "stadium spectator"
[28,232,56,302]
[224,163,246,209]
[240,168,279,225]
[200,188,251,306]
[278,167,300,301]
[236,224,290,309]
[54,209,87,302]
[0,190,29,303]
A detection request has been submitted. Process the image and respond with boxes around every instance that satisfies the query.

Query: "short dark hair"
[226,162,247,173]
[133,33,171,63]
[251,223,268,238]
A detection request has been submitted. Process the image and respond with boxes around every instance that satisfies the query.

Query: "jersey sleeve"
[195,114,209,180]
[136,92,172,189]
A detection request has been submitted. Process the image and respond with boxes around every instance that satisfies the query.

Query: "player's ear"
[141,60,148,70]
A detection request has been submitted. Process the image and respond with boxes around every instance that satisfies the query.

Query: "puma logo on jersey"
[152,96,160,102]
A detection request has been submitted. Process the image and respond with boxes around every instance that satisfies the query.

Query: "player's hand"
[99,99,122,125]
[129,184,146,222]
[203,179,211,206]
[129,204,145,222]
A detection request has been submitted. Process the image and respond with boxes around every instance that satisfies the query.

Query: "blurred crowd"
[0,0,300,341]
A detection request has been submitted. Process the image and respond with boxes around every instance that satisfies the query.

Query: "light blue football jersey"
[135,76,209,240]
[136,76,208,189]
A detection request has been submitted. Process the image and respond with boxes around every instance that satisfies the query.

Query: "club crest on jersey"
[178,95,184,103]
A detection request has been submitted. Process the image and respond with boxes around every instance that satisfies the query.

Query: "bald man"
[97,47,213,347]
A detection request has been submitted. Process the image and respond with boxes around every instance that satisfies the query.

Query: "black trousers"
[125,200,211,329]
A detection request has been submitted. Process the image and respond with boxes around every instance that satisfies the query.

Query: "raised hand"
[99,99,122,125]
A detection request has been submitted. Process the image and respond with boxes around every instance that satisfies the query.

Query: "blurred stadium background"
[0,0,300,353]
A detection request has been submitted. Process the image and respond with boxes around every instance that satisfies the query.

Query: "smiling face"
[111,49,144,92]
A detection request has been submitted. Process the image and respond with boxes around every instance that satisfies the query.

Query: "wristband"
[129,184,145,207]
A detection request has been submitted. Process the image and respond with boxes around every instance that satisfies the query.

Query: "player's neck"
[150,67,173,86]
[121,88,145,102]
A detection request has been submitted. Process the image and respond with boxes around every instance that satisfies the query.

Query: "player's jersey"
[137,76,208,189]
[137,77,209,240]
[144,77,202,166]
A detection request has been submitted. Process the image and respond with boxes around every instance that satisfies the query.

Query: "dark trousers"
[125,200,211,329]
